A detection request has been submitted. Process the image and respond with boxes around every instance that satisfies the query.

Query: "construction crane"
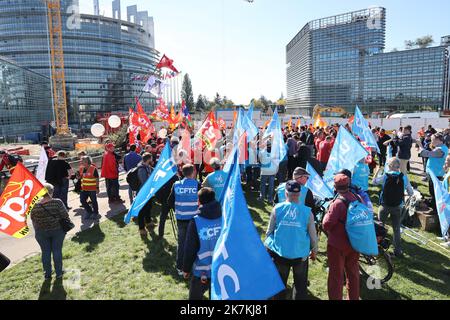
[45,0,70,136]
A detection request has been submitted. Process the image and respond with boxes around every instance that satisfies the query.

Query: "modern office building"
[0,0,158,128]
[286,7,450,116]
[0,55,52,140]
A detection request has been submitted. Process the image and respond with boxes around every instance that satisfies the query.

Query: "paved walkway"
[0,173,132,267]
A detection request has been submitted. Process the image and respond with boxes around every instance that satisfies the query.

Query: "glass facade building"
[0,0,158,128]
[286,7,450,115]
[0,55,52,139]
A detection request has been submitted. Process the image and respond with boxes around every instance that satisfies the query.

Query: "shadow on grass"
[38,278,67,300]
[392,240,450,297]
[71,223,105,252]
[141,230,185,285]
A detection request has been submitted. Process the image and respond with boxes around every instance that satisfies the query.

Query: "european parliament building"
[286,7,450,116]
[0,0,158,129]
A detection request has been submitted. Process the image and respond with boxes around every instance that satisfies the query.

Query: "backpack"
[338,195,378,256]
[126,166,142,191]
[382,173,405,207]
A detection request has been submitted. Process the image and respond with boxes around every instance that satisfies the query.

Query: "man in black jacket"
[182,188,222,300]
[385,126,414,176]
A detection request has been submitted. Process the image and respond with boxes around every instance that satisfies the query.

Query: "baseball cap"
[336,169,352,180]
[286,180,301,193]
[293,167,310,178]
[334,174,350,191]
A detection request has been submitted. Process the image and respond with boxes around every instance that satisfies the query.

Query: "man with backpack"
[123,144,142,203]
[372,157,414,258]
[135,153,154,238]
[323,173,361,300]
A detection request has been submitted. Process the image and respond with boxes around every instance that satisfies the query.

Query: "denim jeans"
[105,178,120,200]
[53,178,69,209]
[260,175,275,202]
[80,191,99,216]
[35,228,66,278]
[176,220,190,270]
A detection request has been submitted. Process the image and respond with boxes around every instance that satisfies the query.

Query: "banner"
[35,146,48,184]
[306,162,334,200]
[211,151,284,300]
[195,112,221,151]
[352,105,380,153]
[263,109,287,162]
[0,162,47,238]
[429,171,450,238]
[323,126,369,190]
[124,142,178,224]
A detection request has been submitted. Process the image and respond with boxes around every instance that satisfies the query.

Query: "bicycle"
[313,198,394,284]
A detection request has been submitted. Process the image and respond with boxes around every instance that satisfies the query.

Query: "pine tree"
[181,73,195,112]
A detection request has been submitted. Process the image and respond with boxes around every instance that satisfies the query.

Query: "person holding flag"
[419,133,449,213]
[182,187,222,300]
[274,167,315,210]
[168,164,202,276]
[265,180,318,300]
[258,140,279,204]
[202,158,227,202]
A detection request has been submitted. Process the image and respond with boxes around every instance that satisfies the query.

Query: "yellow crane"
[45,0,70,136]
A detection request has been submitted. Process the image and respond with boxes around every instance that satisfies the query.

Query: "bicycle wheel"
[359,249,394,284]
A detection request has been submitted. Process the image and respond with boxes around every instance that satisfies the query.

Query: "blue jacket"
[182,200,222,276]
[426,145,449,177]
[124,151,142,172]
[265,202,311,259]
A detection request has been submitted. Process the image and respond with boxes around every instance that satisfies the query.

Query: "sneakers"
[441,241,450,248]
[176,268,184,276]
[139,229,148,238]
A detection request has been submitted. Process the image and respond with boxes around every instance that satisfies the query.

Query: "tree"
[195,94,206,111]
[259,95,271,112]
[222,96,234,108]
[214,93,223,108]
[405,35,434,49]
[416,35,434,48]
[181,73,195,112]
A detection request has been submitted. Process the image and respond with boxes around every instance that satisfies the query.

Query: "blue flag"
[323,126,369,190]
[242,107,258,142]
[429,171,450,238]
[306,162,334,200]
[384,144,393,173]
[263,108,287,163]
[211,150,284,300]
[124,142,178,224]
[352,106,380,153]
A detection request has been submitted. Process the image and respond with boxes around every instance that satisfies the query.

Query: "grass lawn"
[0,170,449,300]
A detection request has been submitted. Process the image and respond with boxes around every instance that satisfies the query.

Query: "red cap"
[334,173,350,190]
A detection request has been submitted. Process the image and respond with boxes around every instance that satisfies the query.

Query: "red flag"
[195,112,221,151]
[150,98,169,121]
[156,54,179,73]
[135,97,155,139]
[0,162,47,238]
[128,108,139,145]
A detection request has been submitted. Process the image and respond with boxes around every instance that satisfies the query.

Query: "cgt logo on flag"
[0,163,47,238]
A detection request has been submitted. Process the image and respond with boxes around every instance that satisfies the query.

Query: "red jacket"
[323,191,360,252]
[318,140,333,163]
[101,151,118,179]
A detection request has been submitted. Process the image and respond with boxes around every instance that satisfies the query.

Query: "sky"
[78,0,450,104]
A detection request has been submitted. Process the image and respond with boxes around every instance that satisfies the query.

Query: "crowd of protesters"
[3,118,447,301]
